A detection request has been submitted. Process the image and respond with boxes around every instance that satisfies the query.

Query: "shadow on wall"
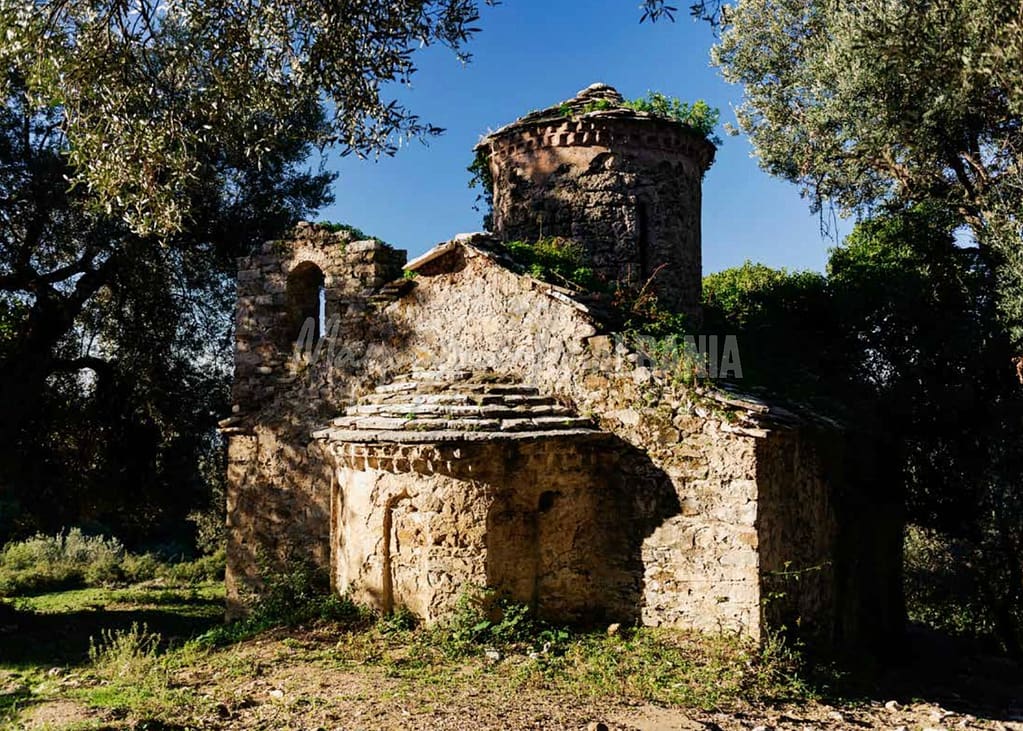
[756,430,905,653]
[484,435,681,627]
[226,290,416,618]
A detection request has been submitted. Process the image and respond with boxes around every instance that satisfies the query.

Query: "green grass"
[0,578,817,729]
[0,530,225,598]
[11,582,223,615]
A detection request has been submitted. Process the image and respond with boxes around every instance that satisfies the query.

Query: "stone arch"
[285,260,325,343]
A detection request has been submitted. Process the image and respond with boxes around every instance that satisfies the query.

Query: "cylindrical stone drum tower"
[476,83,715,319]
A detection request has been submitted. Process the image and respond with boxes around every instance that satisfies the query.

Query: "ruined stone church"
[221,84,901,646]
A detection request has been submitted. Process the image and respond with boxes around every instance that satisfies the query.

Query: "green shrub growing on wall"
[562,92,721,146]
[318,221,391,248]
[622,93,721,145]
[504,237,599,291]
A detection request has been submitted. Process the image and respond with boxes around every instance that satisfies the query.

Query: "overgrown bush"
[540,627,811,708]
[406,586,810,708]
[0,530,225,596]
[0,530,124,595]
[199,560,367,646]
[564,92,721,145]
[622,93,721,145]
[505,237,599,291]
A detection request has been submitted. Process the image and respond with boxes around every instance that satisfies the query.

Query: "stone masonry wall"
[757,430,904,648]
[325,437,630,624]
[755,430,838,642]
[372,247,769,635]
[482,115,712,319]
[224,224,406,615]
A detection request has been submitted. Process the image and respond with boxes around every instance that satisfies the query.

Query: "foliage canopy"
[712,0,1023,333]
[0,73,332,545]
[0,0,491,234]
[705,206,1023,657]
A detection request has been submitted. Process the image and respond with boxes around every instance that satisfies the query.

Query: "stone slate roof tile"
[312,369,606,444]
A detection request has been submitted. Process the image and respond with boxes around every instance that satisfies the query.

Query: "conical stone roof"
[312,370,603,444]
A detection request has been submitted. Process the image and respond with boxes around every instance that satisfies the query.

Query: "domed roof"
[312,369,603,444]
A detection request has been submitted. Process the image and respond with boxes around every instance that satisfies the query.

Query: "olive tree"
[712,0,1023,331]
[0,0,490,234]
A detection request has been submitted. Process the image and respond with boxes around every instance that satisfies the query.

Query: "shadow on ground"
[819,624,1023,724]
[0,598,222,668]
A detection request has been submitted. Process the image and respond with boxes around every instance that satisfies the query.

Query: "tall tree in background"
[704,206,1023,657]
[712,0,1023,332]
[0,76,333,545]
[0,0,489,234]
[0,0,491,544]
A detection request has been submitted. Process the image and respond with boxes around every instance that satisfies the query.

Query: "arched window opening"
[286,261,326,344]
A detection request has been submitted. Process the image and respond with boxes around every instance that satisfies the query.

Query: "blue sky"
[317,0,848,274]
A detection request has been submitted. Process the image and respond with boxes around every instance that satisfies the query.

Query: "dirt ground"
[9,628,1023,731]
[3,585,1023,731]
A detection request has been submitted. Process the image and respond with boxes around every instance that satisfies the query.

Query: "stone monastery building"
[221,84,901,646]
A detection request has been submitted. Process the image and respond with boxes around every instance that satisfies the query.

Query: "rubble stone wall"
[224,224,406,615]
[325,437,629,623]
[482,115,712,318]
[225,229,898,646]
[373,250,771,635]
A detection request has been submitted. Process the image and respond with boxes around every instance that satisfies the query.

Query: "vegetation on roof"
[504,237,600,291]
[317,221,392,248]
[561,92,721,146]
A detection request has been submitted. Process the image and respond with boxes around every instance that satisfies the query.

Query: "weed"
[88,622,163,681]
[425,585,569,659]
[504,237,602,292]
[81,622,217,722]
[467,148,494,229]
[198,560,368,646]
[378,606,419,635]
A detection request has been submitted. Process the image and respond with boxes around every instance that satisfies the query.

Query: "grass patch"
[1,577,818,728]
[0,581,225,674]
[11,582,223,615]
[536,628,811,709]
[0,530,225,598]
[329,587,812,710]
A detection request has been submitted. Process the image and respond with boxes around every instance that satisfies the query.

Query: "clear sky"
[317,0,848,275]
